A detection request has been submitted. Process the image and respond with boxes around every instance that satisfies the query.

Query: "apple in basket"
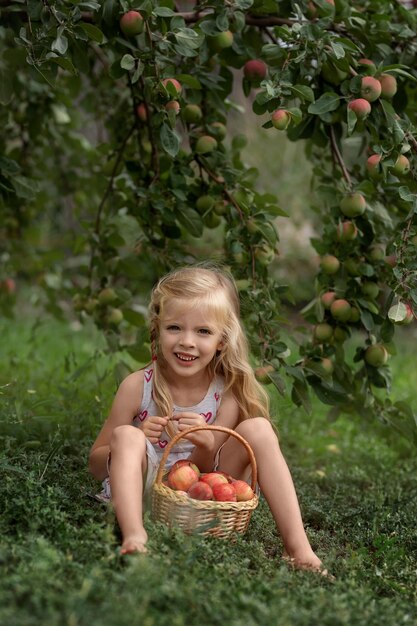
[200,472,228,488]
[168,465,199,491]
[187,481,213,501]
[213,471,234,483]
[170,459,201,477]
[212,483,237,502]
[232,480,255,502]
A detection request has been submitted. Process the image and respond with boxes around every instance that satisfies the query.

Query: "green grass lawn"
[1,316,416,626]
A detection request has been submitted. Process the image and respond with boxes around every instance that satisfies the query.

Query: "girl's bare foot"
[120,532,148,555]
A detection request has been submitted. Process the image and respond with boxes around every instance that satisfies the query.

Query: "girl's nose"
[179,331,195,348]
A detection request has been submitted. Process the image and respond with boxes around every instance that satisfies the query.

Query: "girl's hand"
[142,415,170,444]
[171,412,215,450]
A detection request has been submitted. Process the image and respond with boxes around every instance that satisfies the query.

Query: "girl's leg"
[109,425,148,554]
[217,417,322,571]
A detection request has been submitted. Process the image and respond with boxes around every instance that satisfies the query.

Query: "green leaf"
[388,302,408,323]
[120,54,136,70]
[291,379,312,415]
[51,34,68,55]
[291,84,314,103]
[310,382,348,405]
[330,42,345,59]
[77,22,105,43]
[308,92,341,115]
[347,107,357,135]
[123,309,146,327]
[0,69,14,105]
[176,206,204,237]
[153,7,175,16]
[160,124,180,158]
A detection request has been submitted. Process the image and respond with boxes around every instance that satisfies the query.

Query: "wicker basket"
[152,425,258,539]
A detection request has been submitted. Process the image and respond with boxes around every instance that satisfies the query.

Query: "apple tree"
[0,0,416,435]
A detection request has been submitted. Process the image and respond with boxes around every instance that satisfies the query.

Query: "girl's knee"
[236,417,277,446]
[110,425,146,452]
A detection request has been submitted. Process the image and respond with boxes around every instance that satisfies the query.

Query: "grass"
[1,315,417,626]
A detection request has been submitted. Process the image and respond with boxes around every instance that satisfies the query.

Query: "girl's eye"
[198,328,212,335]
[167,325,180,331]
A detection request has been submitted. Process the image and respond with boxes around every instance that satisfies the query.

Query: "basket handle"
[155,425,257,490]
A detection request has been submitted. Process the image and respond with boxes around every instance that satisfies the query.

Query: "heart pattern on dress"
[137,410,148,421]
[214,392,220,402]
[158,440,168,448]
[144,369,153,382]
[201,412,212,423]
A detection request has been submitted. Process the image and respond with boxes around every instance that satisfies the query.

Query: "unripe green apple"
[330,299,352,322]
[314,323,334,342]
[208,122,227,140]
[369,244,385,262]
[209,30,234,51]
[255,244,275,266]
[271,109,290,130]
[366,154,382,180]
[320,254,340,274]
[378,74,397,98]
[333,327,348,342]
[349,307,361,322]
[243,59,267,83]
[322,62,348,86]
[196,195,215,213]
[165,101,180,115]
[358,58,376,76]
[204,212,221,229]
[182,104,202,124]
[364,344,388,367]
[120,11,144,36]
[195,135,217,154]
[107,308,124,327]
[344,258,361,276]
[98,287,117,306]
[360,76,382,102]
[162,78,182,96]
[392,155,410,176]
[254,365,274,384]
[348,98,371,120]
[213,200,227,216]
[361,281,379,300]
[84,298,98,314]
[410,235,417,246]
[340,192,366,218]
[336,221,358,241]
[321,291,337,309]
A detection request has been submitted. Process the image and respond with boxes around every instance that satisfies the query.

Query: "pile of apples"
[163,460,255,502]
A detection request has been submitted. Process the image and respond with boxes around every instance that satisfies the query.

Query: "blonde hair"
[147,264,270,427]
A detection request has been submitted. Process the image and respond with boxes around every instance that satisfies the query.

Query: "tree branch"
[328,126,351,187]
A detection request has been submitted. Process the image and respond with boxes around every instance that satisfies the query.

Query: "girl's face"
[158,300,224,381]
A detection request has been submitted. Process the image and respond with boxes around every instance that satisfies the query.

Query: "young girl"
[89,265,323,571]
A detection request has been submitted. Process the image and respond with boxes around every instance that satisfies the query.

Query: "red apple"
[200,472,228,488]
[170,459,200,477]
[162,78,182,96]
[187,481,213,500]
[271,109,290,130]
[360,76,382,102]
[212,483,237,502]
[243,59,267,82]
[321,291,336,309]
[232,480,255,502]
[136,103,147,122]
[168,465,199,491]
[0,278,16,294]
[165,101,180,114]
[120,11,144,37]
[348,98,371,120]
[378,74,397,98]
[366,154,381,179]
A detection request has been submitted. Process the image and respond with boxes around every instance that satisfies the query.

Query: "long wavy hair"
[147,264,270,433]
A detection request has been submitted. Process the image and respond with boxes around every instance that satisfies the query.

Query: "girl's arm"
[188,391,240,472]
[89,370,144,481]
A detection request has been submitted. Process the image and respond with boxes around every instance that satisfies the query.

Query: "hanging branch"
[328,126,352,187]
